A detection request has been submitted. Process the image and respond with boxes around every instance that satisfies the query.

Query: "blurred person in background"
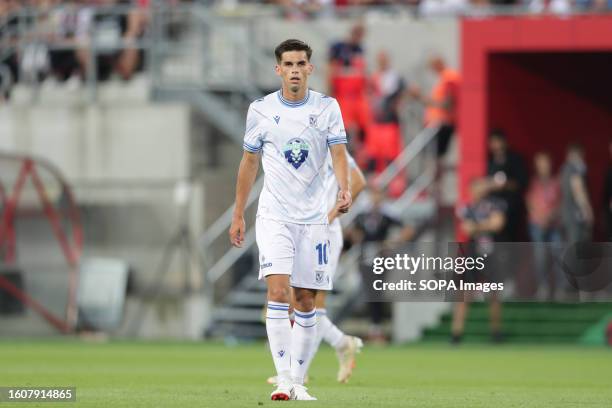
[453,178,506,344]
[486,129,528,242]
[346,184,414,344]
[419,0,469,17]
[526,152,563,300]
[366,50,419,197]
[328,22,370,159]
[275,0,334,20]
[366,50,413,174]
[412,54,460,164]
[47,0,87,84]
[19,0,56,84]
[605,139,612,241]
[0,0,22,100]
[527,0,572,14]
[76,0,147,81]
[574,0,612,12]
[560,143,593,245]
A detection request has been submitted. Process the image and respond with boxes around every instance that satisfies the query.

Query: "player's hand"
[337,189,352,214]
[229,215,246,247]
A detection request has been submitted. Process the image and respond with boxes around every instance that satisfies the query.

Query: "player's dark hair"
[274,39,312,63]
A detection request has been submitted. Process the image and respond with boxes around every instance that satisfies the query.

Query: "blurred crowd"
[327,22,612,342]
[326,22,460,195]
[3,0,612,99]
[1,0,150,99]
[274,0,612,20]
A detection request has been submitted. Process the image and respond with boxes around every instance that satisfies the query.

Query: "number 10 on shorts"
[315,241,330,265]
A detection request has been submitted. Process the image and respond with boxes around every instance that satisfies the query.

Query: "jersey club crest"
[283,138,310,169]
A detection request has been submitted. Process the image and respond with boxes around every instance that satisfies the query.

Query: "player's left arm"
[330,144,351,213]
[328,99,351,213]
[328,163,366,223]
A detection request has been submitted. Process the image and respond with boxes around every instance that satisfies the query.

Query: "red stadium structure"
[459,15,612,240]
[0,153,83,333]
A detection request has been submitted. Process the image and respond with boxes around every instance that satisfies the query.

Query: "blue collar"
[277,89,310,107]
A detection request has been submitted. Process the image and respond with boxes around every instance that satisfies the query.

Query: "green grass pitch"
[0,340,611,407]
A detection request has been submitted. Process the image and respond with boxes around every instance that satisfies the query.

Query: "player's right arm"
[230,104,264,247]
[229,151,260,247]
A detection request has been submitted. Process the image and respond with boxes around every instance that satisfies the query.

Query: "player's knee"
[293,289,316,311]
[267,286,290,303]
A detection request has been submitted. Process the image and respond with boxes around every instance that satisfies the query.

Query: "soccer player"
[267,153,366,386]
[312,153,366,382]
[229,39,352,401]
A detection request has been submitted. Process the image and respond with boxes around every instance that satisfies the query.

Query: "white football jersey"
[244,89,347,224]
[325,152,357,229]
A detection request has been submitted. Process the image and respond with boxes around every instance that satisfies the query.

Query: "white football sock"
[266,301,291,382]
[291,308,317,385]
[318,308,347,350]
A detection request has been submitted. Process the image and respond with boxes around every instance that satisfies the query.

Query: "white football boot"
[291,384,317,401]
[270,378,292,401]
[336,336,364,383]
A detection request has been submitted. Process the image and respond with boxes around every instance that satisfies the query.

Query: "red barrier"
[0,153,83,333]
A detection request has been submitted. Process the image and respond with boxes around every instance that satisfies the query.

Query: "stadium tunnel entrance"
[459,17,612,240]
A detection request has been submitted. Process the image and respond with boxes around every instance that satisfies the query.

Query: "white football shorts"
[256,216,332,290]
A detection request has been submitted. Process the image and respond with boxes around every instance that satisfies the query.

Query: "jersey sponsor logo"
[273,115,281,124]
[315,271,328,285]
[309,115,317,127]
[283,138,310,169]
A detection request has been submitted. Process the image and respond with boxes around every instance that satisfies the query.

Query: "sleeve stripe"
[328,138,348,146]
[243,142,262,152]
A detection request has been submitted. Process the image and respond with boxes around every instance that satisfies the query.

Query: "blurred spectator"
[365,50,408,173]
[47,0,86,82]
[560,143,593,244]
[419,0,469,17]
[346,184,414,344]
[453,178,506,344]
[528,0,572,14]
[275,0,334,19]
[575,0,612,11]
[486,129,528,242]
[526,152,562,299]
[19,0,55,84]
[76,0,146,81]
[0,0,22,100]
[605,140,612,241]
[328,22,371,158]
[413,54,460,162]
